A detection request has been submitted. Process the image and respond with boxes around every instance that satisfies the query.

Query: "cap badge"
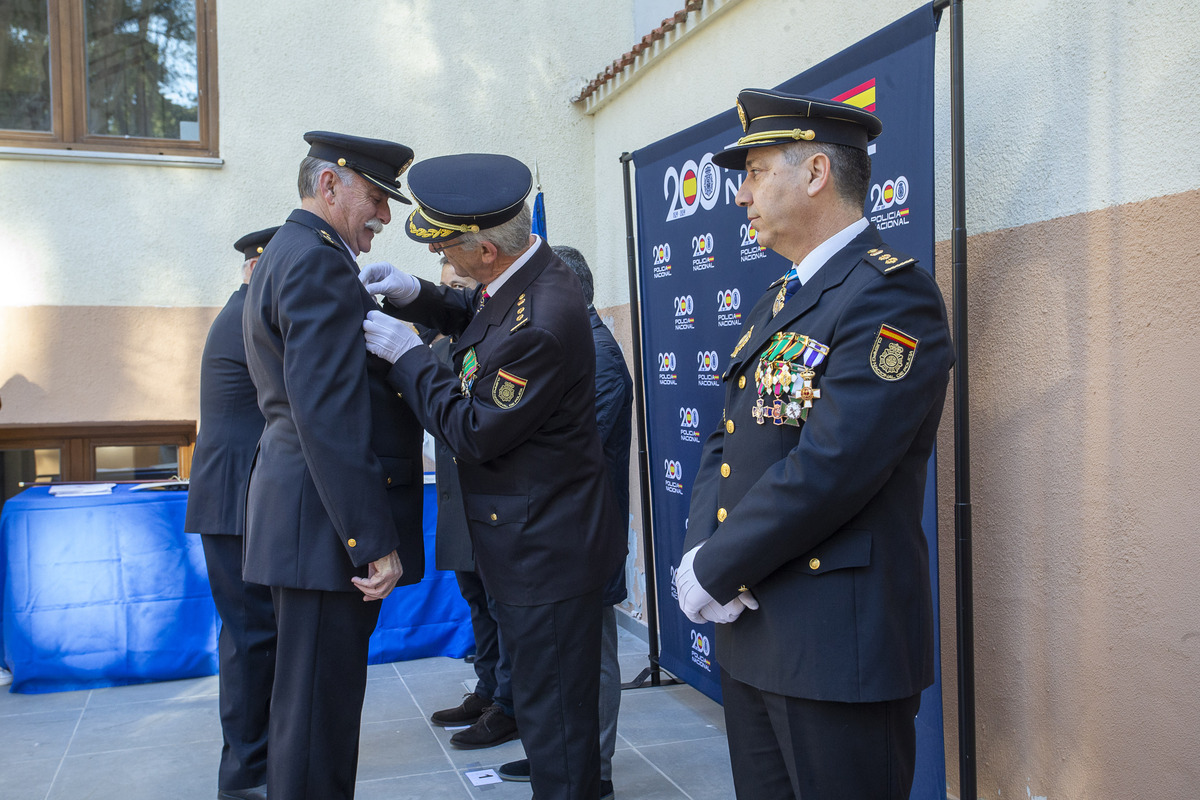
[736,100,748,132]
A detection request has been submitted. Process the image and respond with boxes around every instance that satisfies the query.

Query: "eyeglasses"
[431,239,468,254]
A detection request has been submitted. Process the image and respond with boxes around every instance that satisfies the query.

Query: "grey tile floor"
[0,624,734,800]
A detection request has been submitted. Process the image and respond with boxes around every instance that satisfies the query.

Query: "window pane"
[1,448,61,514]
[0,0,53,131]
[84,0,199,140]
[94,444,179,481]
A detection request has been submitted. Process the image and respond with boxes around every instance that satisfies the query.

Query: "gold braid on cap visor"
[417,207,481,233]
[735,128,816,145]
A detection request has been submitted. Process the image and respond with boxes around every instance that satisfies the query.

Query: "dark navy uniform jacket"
[242,209,425,592]
[590,309,633,606]
[683,225,952,703]
[430,335,473,574]
[185,285,263,536]
[384,240,626,606]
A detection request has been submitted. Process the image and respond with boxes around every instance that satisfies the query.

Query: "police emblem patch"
[492,368,527,409]
[870,324,918,381]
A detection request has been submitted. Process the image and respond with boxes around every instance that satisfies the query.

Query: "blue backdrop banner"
[631,4,945,796]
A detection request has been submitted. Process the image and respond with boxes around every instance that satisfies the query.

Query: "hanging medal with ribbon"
[459,347,479,397]
[752,332,829,426]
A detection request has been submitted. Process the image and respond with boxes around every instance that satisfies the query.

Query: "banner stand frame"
[618,150,682,691]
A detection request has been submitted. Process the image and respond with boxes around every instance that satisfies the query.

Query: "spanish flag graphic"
[682,167,698,206]
[833,78,876,112]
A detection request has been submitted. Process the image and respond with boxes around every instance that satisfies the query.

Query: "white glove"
[363,310,422,364]
[697,589,759,625]
[360,262,420,305]
[676,544,716,623]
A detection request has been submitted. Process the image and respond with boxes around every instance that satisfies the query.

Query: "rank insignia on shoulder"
[492,368,528,409]
[870,324,918,380]
[318,229,341,249]
[511,293,531,332]
[865,247,917,273]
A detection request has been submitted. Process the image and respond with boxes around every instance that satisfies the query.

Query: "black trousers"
[721,669,921,800]
[455,568,513,715]
[268,586,381,800]
[493,588,603,800]
[200,534,276,791]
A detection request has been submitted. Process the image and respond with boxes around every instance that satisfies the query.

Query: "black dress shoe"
[498,758,531,781]
[449,703,519,749]
[217,786,267,800]
[600,779,614,800]
[430,691,491,727]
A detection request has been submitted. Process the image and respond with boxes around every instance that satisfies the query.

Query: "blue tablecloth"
[1,484,472,694]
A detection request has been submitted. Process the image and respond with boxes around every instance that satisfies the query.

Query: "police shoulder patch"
[864,246,918,274]
[870,324,918,381]
[492,368,528,409]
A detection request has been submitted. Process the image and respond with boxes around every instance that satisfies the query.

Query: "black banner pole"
[934,0,978,796]
[619,151,678,690]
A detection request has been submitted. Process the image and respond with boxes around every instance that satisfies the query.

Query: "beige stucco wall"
[932,188,1200,800]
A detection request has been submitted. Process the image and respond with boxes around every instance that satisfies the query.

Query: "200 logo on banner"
[869,174,911,231]
[664,153,721,221]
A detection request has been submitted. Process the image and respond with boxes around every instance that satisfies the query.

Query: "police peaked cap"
[712,88,883,170]
[404,153,533,245]
[233,226,281,260]
[303,131,414,204]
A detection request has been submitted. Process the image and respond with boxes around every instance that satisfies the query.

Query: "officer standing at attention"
[673,89,953,799]
[242,132,426,800]
[358,153,625,800]
[185,225,279,800]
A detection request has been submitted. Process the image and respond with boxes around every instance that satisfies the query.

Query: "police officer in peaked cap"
[241,131,425,800]
[357,153,626,800]
[186,225,279,800]
[673,88,953,799]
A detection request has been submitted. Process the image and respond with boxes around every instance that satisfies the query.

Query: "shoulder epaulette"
[510,291,531,333]
[864,247,918,274]
[316,228,343,250]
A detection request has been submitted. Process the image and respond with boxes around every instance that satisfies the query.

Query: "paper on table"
[48,483,116,496]
[129,480,190,492]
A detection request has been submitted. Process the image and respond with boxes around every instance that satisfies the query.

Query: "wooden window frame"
[0,0,219,157]
[0,421,196,481]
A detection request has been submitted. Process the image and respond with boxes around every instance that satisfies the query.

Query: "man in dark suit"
[242,131,425,800]
[425,260,520,749]
[186,225,279,800]
[359,153,625,800]
[674,89,953,799]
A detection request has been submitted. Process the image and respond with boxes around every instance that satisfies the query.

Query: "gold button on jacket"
[348,538,357,548]
[809,557,820,570]
[738,375,746,389]
[717,508,728,522]
[490,513,498,521]
[721,463,731,477]
[726,419,735,434]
